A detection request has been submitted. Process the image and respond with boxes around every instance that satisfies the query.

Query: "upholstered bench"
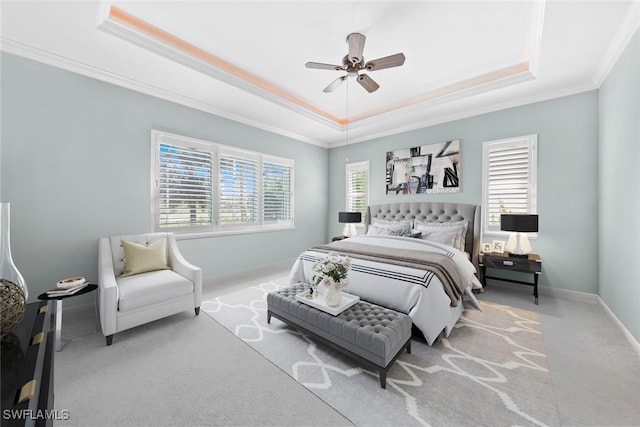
[267,283,412,388]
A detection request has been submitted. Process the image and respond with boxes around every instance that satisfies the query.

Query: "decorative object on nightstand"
[480,252,542,304]
[501,214,538,256]
[338,211,362,237]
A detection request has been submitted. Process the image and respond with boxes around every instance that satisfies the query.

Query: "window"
[155,134,214,231]
[345,161,369,223]
[482,134,537,235]
[262,157,293,225]
[218,148,259,227]
[152,130,294,235]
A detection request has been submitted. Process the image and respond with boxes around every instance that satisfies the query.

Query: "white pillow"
[371,218,414,237]
[414,220,468,251]
[366,224,404,236]
[415,228,459,247]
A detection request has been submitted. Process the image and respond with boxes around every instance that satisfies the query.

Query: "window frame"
[481,134,538,237]
[151,130,294,239]
[345,160,370,226]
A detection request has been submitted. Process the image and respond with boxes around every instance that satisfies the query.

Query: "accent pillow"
[414,220,468,251]
[366,224,404,236]
[121,238,169,277]
[371,218,414,237]
[414,228,459,247]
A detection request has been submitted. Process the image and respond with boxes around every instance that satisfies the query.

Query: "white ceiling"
[1,1,638,147]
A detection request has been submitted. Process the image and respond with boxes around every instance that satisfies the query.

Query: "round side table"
[38,284,98,351]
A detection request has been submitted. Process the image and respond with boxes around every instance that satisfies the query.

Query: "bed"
[289,202,483,345]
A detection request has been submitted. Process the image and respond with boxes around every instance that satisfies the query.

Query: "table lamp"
[338,212,362,237]
[500,214,538,257]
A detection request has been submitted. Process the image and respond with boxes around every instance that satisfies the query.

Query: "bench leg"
[267,311,271,324]
[379,371,387,389]
[407,339,412,354]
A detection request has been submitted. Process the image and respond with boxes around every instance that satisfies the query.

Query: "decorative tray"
[295,290,360,316]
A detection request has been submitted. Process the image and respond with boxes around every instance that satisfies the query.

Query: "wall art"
[385,139,460,195]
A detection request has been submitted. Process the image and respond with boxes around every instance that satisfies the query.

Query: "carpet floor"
[53,306,351,426]
[203,280,560,427]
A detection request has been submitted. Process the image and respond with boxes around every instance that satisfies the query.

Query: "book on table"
[46,282,89,296]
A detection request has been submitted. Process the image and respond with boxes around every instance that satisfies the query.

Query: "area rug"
[202,280,560,427]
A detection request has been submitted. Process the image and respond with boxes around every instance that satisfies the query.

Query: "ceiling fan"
[306,32,406,93]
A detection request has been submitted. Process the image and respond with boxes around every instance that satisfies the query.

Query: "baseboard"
[597,296,640,358]
[203,257,296,288]
[538,285,599,304]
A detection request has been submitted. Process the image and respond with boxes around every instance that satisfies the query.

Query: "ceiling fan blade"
[323,75,348,93]
[347,32,366,65]
[305,62,343,71]
[356,74,380,93]
[365,53,406,71]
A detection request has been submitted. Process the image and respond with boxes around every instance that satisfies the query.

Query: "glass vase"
[0,203,28,300]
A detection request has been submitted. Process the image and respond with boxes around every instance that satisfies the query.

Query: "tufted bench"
[267,283,412,388]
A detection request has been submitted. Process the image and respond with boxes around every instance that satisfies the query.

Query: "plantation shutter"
[483,135,537,232]
[157,142,213,229]
[262,158,293,224]
[218,148,259,226]
[346,161,369,221]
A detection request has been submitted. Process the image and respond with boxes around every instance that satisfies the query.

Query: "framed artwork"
[491,240,506,253]
[482,242,493,253]
[386,139,460,195]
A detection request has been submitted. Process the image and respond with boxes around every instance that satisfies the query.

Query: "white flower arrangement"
[312,252,351,290]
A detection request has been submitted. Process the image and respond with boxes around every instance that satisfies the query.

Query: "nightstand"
[479,252,542,304]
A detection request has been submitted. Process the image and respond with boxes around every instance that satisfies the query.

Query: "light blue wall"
[0,53,328,306]
[599,28,640,342]
[328,91,600,293]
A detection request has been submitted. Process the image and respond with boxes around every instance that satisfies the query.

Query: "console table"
[1,301,55,427]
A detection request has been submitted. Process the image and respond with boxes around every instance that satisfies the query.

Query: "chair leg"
[105,335,113,346]
[195,307,200,316]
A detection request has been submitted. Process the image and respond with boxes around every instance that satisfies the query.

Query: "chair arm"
[98,238,118,336]
[167,235,202,306]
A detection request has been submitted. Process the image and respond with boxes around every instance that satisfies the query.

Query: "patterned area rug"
[203,280,560,427]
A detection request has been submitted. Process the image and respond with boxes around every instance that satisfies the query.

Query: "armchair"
[98,232,202,346]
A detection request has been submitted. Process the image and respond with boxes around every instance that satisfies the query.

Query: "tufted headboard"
[365,202,481,269]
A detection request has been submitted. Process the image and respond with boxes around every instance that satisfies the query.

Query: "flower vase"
[1,203,28,337]
[324,285,342,307]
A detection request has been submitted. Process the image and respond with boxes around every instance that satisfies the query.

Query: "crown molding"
[0,37,328,148]
[327,81,596,148]
[592,0,640,87]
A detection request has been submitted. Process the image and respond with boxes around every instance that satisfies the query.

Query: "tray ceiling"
[1,1,637,147]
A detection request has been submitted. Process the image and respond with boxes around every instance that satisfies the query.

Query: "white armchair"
[98,232,202,346]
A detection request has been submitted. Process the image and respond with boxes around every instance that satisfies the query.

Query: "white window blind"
[157,141,213,230]
[262,158,293,225]
[218,148,259,226]
[482,135,537,234]
[345,161,369,221]
[152,130,294,235]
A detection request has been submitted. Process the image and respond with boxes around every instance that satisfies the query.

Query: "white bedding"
[289,235,482,345]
